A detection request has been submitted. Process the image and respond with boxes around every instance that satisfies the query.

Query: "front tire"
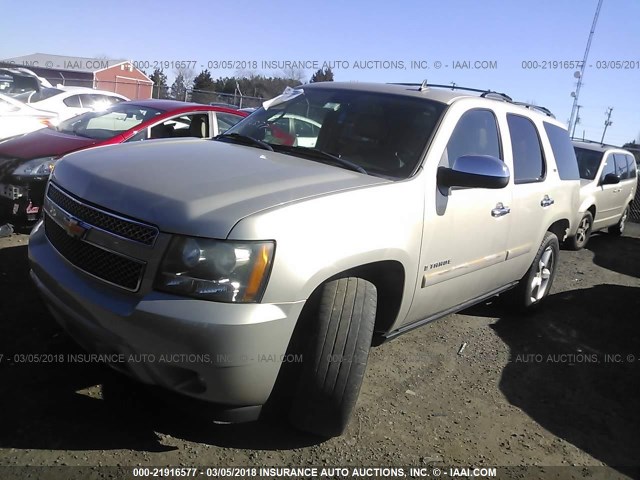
[568,211,593,250]
[289,277,377,437]
[509,231,559,310]
[608,205,629,236]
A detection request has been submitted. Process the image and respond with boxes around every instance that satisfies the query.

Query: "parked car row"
[3,80,636,438]
[0,100,247,220]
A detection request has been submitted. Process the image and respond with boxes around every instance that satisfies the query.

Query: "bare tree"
[280,67,306,83]
[174,67,195,91]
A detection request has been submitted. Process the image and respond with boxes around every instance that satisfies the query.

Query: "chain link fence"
[630,185,640,223]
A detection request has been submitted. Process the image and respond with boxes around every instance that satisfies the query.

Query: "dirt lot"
[0,221,639,479]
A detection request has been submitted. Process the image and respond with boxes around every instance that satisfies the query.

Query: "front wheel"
[509,231,559,310]
[568,211,593,250]
[289,277,377,437]
[608,205,629,236]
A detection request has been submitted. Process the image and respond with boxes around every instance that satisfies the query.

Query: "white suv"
[568,140,638,249]
[29,82,580,437]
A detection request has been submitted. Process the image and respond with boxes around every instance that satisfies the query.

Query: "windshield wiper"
[272,145,367,174]
[214,133,274,151]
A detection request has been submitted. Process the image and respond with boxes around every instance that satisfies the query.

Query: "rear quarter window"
[543,122,580,180]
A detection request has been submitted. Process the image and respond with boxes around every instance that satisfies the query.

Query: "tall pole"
[601,107,613,144]
[568,0,603,132]
[571,105,582,138]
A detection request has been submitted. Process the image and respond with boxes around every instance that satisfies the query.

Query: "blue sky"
[1,0,638,146]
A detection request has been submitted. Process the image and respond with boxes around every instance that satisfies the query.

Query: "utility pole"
[568,0,603,133]
[571,105,582,138]
[601,107,613,144]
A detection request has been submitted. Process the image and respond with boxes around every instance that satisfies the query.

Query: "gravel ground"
[0,222,639,480]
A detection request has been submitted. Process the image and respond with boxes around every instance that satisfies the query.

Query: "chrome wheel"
[575,216,590,244]
[530,246,554,303]
[619,208,628,233]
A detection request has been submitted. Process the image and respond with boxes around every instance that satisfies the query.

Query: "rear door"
[502,114,550,277]
[615,153,636,208]
[595,153,623,224]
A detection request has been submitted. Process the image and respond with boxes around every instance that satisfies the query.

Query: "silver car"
[568,140,638,249]
[28,82,580,437]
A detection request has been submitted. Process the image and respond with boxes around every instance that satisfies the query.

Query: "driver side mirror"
[437,155,510,194]
[601,173,620,185]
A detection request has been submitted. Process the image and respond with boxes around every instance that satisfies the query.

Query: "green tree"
[191,69,216,104]
[310,67,334,83]
[170,73,187,101]
[148,68,168,99]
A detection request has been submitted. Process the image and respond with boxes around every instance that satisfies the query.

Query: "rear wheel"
[568,211,593,250]
[289,277,377,437]
[608,205,629,236]
[509,232,559,310]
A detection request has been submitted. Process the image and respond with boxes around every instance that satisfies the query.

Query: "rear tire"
[509,232,559,310]
[608,205,629,236]
[568,211,593,250]
[289,277,377,437]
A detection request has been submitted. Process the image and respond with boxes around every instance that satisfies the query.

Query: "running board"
[379,282,519,342]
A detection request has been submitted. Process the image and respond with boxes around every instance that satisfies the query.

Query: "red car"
[0,99,247,221]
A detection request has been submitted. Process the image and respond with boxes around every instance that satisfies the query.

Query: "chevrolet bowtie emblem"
[64,217,88,239]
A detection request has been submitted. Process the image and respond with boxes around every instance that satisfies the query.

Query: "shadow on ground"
[586,230,640,278]
[0,245,320,452]
[467,284,640,478]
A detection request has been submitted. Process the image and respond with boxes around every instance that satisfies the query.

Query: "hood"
[51,138,390,238]
[0,127,100,160]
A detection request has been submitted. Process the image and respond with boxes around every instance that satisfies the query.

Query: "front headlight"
[154,236,275,303]
[12,157,57,176]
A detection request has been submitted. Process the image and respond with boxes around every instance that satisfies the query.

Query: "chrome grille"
[44,215,145,291]
[46,183,158,245]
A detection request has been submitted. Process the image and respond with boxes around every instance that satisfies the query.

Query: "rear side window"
[63,95,81,108]
[442,109,502,166]
[614,153,630,180]
[216,112,243,134]
[543,122,580,180]
[507,114,545,183]
[626,154,637,178]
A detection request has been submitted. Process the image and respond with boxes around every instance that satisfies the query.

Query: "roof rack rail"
[389,82,563,118]
[388,81,513,102]
[512,102,555,118]
[571,137,619,148]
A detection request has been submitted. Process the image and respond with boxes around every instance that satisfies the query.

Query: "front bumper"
[28,221,305,411]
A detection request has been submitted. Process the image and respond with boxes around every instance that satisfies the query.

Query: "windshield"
[574,147,604,180]
[222,88,445,179]
[13,88,63,104]
[57,103,164,139]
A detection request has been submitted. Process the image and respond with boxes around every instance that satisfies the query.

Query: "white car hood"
[51,138,389,238]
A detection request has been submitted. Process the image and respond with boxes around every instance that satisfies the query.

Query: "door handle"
[491,202,511,217]
[540,195,554,207]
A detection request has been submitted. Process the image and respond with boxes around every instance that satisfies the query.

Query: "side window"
[215,112,243,134]
[293,119,319,137]
[126,129,149,142]
[626,154,637,179]
[614,153,629,180]
[442,109,501,167]
[149,114,209,139]
[600,154,616,182]
[507,114,545,183]
[63,95,81,108]
[543,122,580,180]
